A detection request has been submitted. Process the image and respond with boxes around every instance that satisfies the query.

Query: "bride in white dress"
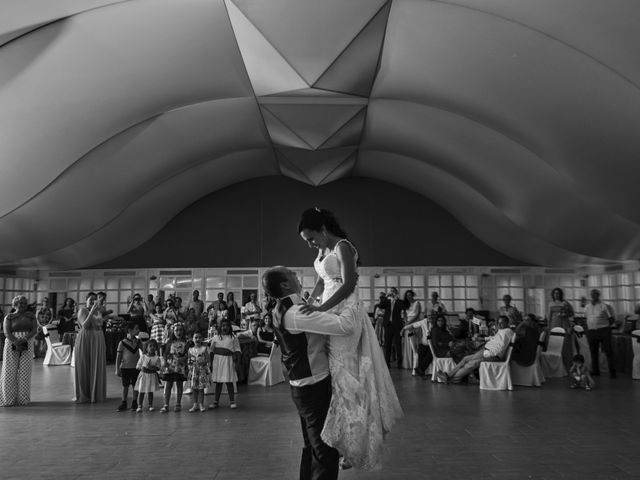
[298,208,403,471]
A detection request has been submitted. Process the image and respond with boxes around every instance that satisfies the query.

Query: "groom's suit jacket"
[276,295,356,387]
[383,297,405,332]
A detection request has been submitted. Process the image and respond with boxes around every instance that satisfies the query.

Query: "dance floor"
[1,361,639,480]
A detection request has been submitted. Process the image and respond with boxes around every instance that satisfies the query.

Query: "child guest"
[209,319,241,409]
[569,354,594,390]
[149,304,166,355]
[160,323,188,413]
[187,332,210,412]
[115,322,141,411]
[135,339,162,412]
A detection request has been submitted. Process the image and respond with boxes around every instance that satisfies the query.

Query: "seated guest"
[256,313,275,355]
[431,314,454,357]
[437,316,514,384]
[243,293,262,321]
[511,314,541,367]
[57,298,77,335]
[238,319,259,339]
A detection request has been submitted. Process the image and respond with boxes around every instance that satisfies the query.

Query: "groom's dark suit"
[275,295,356,480]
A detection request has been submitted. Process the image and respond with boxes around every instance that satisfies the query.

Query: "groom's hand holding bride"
[299,303,323,314]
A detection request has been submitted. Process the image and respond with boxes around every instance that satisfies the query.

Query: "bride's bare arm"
[308,277,325,304]
[314,242,358,313]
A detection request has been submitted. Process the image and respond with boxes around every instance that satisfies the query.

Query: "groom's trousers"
[290,376,340,480]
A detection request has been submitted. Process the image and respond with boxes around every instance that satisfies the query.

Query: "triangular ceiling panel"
[313,2,391,96]
[276,150,314,185]
[229,0,388,85]
[263,103,365,149]
[261,107,313,149]
[277,146,357,186]
[224,0,308,96]
[320,152,358,184]
[319,109,367,149]
[262,87,355,98]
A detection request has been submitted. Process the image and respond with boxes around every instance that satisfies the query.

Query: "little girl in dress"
[209,319,241,409]
[187,332,211,412]
[135,339,162,412]
[160,322,189,413]
[149,304,166,355]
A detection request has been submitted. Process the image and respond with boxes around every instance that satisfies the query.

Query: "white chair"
[572,325,591,372]
[631,330,640,380]
[479,343,514,391]
[248,343,285,386]
[42,326,72,366]
[510,332,545,387]
[540,327,568,378]
[427,334,456,382]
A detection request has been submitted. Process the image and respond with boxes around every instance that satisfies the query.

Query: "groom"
[262,266,356,480]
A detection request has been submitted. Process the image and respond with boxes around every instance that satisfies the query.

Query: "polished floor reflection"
[0,361,639,480]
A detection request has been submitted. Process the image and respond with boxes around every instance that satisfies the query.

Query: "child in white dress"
[209,319,241,409]
[135,339,162,412]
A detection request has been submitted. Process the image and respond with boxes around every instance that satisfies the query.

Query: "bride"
[297,208,403,471]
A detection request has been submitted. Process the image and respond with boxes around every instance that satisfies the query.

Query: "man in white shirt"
[263,266,356,480]
[437,316,514,384]
[584,289,616,378]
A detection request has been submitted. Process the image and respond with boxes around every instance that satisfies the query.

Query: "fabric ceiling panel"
[0,98,270,262]
[15,149,277,269]
[355,150,613,267]
[0,0,251,216]
[0,0,122,45]
[362,99,640,260]
[374,0,640,225]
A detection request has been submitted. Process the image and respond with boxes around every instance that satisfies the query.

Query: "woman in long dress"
[548,287,575,370]
[74,292,107,403]
[0,295,38,406]
[298,208,403,471]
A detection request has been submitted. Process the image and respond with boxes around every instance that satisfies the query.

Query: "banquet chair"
[248,343,285,386]
[572,325,591,372]
[42,326,72,366]
[631,330,640,380]
[479,343,514,391]
[540,327,568,378]
[427,334,456,383]
[510,332,545,387]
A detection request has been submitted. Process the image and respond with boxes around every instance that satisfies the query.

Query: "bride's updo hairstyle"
[298,208,361,264]
[297,208,349,239]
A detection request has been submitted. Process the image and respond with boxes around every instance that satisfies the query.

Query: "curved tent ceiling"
[1,0,640,269]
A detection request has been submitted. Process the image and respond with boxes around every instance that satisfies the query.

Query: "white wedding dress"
[315,239,403,471]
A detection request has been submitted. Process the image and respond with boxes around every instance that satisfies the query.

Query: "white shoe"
[189,404,199,412]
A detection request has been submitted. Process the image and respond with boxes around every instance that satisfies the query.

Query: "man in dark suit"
[262,266,356,480]
[383,287,405,368]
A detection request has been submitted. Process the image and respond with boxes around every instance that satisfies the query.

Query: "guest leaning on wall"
[0,295,38,406]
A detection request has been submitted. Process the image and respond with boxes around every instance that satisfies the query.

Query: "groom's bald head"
[263,266,301,299]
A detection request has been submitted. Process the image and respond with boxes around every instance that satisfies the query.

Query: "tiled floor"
[1,361,639,480]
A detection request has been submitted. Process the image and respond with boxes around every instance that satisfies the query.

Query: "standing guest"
[160,322,189,413]
[74,292,107,403]
[57,298,77,336]
[115,322,141,412]
[402,290,423,374]
[584,289,616,378]
[207,292,226,314]
[427,292,448,326]
[34,297,55,358]
[0,306,5,360]
[548,287,575,370]
[243,292,262,322]
[163,298,180,343]
[383,287,405,368]
[187,332,210,412]
[149,304,166,355]
[134,339,162,413]
[213,301,228,330]
[498,294,522,327]
[208,319,241,409]
[226,292,240,326]
[0,296,38,406]
[144,294,155,316]
[373,292,387,346]
[257,313,276,355]
[128,294,148,334]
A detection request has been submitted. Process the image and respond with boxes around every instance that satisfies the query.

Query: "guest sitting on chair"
[437,316,514,384]
[257,313,276,355]
[511,314,541,367]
